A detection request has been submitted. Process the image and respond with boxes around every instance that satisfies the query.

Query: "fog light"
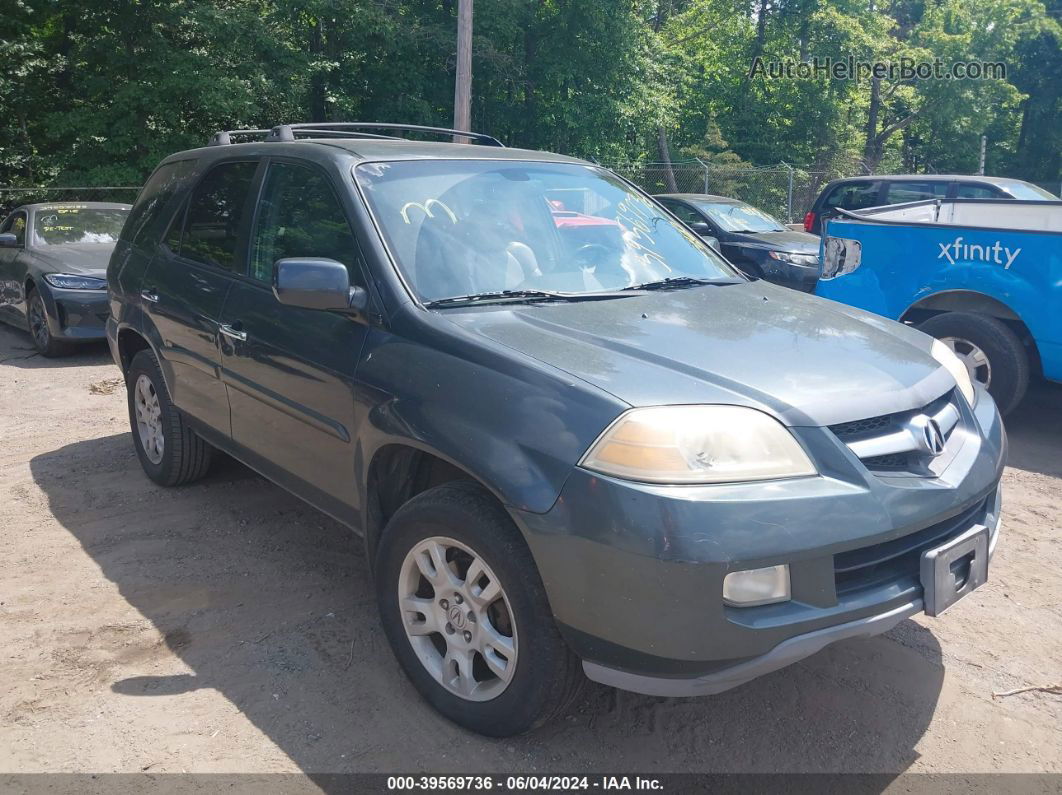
[723,564,791,607]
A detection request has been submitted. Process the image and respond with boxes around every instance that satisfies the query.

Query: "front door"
[142,159,260,435]
[218,159,370,520]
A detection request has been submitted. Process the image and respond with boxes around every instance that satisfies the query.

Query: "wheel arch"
[361,441,510,571]
[114,325,163,382]
[901,289,1041,374]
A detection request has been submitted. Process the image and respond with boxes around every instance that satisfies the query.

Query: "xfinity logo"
[937,236,1021,269]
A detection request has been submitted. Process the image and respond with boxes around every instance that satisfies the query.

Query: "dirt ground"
[1,323,1060,777]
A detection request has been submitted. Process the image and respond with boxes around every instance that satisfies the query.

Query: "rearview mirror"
[689,222,713,236]
[0,233,19,248]
[273,258,368,315]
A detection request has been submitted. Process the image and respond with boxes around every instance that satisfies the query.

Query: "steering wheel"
[573,243,612,268]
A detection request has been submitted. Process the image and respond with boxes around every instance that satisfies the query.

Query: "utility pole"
[453,0,473,142]
[978,135,987,175]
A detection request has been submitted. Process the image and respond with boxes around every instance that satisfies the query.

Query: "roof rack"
[207,122,504,147]
[208,129,272,146]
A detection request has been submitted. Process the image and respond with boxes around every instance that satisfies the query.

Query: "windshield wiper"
[622,276,739,292]
[424,289,630,308]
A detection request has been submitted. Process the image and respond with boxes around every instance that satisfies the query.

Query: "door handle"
[219,323,247,342]
[140,288,159,303]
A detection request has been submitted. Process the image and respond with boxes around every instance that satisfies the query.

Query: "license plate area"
[920,524,989,617]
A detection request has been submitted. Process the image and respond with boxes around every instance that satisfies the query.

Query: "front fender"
[351,314,626,518]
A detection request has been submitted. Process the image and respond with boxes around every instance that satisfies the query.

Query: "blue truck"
[816,197,1062,413]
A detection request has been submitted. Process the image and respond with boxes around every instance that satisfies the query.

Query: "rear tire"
[919,311,1029,414]
[375,481,584,736]
[127,349,214,486]
[27,289,74,357]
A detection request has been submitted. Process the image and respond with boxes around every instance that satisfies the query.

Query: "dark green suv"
[107,123,1005,736]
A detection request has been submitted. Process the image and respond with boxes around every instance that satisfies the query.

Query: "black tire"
[918,311,1030,414]
[26,288,74,357]
[126,349,214,486]
[375,481,584,736]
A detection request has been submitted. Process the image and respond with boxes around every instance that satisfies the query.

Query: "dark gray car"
[106,124,1006,737]
[0,202,131,355]
[656,193,821,291]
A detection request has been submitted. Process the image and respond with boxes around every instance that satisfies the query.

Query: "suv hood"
[440,282,954,427]
[30,244,112,276]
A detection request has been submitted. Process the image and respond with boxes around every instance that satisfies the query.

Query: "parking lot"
[1,323,1060,775]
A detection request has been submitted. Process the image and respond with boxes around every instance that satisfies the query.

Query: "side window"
[824,181,882,211]
[1,211,27,244]
[121,159,197,248]
[163,200,187,254]
[250,162,364,285]
[885,181,949,203]
[956,183,1002,199]
[180,161,258,272]
[663,202,703,226]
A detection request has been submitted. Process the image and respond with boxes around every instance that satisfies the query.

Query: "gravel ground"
[1,324,1060,777]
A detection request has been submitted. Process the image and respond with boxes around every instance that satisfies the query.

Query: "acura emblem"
[919,417,946,456]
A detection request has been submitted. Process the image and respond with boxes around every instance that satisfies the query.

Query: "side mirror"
[273,258,368,316]
[0,233,19,248]
[702,235,721,252]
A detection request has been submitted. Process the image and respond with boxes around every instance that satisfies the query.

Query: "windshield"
[999,182,1058,201]
[32,206,129,246]
[693,200,785,233]
[356,160,736,301]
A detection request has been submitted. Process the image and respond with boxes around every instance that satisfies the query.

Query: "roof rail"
[209,122,504,148]
[275,123,504,146]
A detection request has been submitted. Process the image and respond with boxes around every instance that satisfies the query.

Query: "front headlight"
[931,339,977,406]
[768,250,820,267]
[43,273,107,290]
[580,405,817,484]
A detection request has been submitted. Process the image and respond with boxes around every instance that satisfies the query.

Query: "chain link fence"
[0,187,141,216]
[607,161,849,224]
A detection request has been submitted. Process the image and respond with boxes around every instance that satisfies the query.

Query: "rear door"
[0,210,29,321]
[142,159,260,435]
[218,158,370,519]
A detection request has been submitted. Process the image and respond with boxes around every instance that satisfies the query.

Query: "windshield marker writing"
[937,236,1021,269]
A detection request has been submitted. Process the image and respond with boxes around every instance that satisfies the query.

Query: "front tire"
[375,481,583,736]
[27,289,74,357]
[127,349,214,486]
[918,311,1029,414]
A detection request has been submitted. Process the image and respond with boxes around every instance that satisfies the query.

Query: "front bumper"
[583,503,1000,696]
[38,282,109,341]
[514,388,1005,693]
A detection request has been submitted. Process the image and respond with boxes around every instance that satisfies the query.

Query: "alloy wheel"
[134,374,165,464]
[29,295,49,349]
[940,335,991,388]
[398,536,518,701]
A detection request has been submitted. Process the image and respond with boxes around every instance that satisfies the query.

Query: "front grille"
[829,389,960,474]
[834,496,988,595]
[863,453,908,469]
[830,413,893,438]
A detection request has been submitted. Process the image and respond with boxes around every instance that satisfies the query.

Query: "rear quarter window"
[823,181,883,211]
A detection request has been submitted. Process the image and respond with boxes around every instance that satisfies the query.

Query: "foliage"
[0,0,1057,189]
